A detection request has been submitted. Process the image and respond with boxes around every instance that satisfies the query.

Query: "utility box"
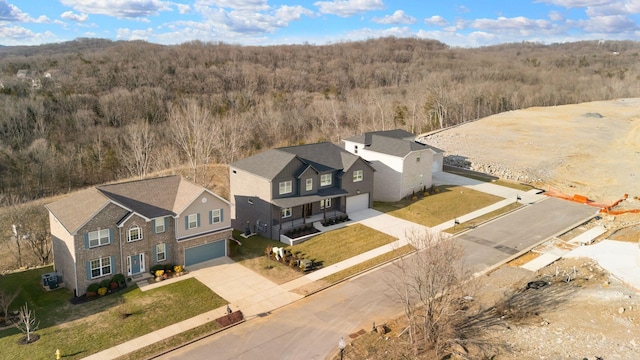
[42,272,61,289]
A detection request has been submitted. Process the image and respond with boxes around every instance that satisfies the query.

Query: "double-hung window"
[156,243,167,262]
[128,225,142,242]
[305,178,313,191]
[90,257,112,278]
[320,174,332,186]
[154,217,165,233]
[88,229,110,248]
[281,207,292,218]
[353,170,363,182]
[187,214,198,229]
[211,209,222,224]
[279,180,292,195]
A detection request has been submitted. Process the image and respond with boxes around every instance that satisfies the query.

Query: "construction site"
[423,98,640,359]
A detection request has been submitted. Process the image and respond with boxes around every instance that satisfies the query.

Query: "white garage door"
[346,193,370,213]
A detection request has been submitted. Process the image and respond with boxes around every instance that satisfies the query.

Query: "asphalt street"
[158,197,597,360]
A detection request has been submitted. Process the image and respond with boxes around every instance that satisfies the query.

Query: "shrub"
[112,273,125,286]
[150,264,165,274]
[97,287,108,296]
[164,264,175,272]
[87,283,100,293]
[99,279,111,289]
[174,265,183,273]
[155,270,164,277]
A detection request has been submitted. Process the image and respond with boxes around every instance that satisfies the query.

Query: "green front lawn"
[0,268,225,360]
[288,224,396,267]
[374,185,504,227]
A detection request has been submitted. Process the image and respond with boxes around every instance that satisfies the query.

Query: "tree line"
[0,37,639,202]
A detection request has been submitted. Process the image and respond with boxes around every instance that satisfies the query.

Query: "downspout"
[72,240,78,297]
[119,226,124,275]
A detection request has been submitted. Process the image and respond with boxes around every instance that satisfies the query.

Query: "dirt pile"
[422,98,640,205]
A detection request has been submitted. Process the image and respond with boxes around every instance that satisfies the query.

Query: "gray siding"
[341,159,375,209]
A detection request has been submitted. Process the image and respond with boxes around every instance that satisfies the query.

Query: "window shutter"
[151,219,156,234]
[165,245,170,263]
[164,217,168,231]
[184,216,188,230]
[220,209,224,222]
[153,245,157,263]
[86,261,91,280]
[84,233,89,249]
[110,256,115,274]
[209,210,213,224]
[109,228,114,244]
[196,213,200,227]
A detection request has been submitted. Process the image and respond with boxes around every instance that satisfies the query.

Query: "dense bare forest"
[1,37,639,202]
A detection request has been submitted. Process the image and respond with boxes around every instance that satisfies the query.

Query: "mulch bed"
[17,333,40,345]
[215,310,244,327]
[68,284,128,305]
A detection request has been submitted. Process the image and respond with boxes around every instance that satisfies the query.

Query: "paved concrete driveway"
[189,257,302,317]
[456,197,598,273]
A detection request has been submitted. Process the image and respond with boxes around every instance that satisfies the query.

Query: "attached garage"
[346,193,370,213]
[184,240,226,267]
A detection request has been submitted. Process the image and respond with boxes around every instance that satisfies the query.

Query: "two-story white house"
[343,129,445,202]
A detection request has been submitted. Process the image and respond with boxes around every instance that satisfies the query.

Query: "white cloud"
[0,25,57,45]
[537,0,611,7]
[61,11,89,22]
[175,3,191,14]
[314,0,384,17]
[275,5,314,23]
[424,15,448,26]
[372,10,416,25]
[0,0,28,22]
[195,0,269,11]
[60,0,171,18]
[470,16,554,32]
[116,27,154,40]
[549,10,565,21]
[577,14,638,33]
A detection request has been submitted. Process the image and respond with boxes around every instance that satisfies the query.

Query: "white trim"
[279,180,293,195]
[175,226,232,242]
[90,256,113,279]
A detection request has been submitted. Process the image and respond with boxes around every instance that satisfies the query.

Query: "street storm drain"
[526,280,549,290]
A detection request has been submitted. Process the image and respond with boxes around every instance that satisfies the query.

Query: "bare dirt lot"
[424,98,640,205]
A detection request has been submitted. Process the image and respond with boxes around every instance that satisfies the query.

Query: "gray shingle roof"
[344,129,416,145]
[345,129,445,157]
[231,142,363,180]
[230,149,298,180]
[46,175,212,234]
[279,142,357,172]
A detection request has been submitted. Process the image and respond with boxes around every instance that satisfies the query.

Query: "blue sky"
[1,0,639,47]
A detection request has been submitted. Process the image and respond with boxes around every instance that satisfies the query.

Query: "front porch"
[277,209,345,232]
[275,209,348,246]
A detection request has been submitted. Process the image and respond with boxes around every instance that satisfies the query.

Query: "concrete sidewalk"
[83,173,546,360]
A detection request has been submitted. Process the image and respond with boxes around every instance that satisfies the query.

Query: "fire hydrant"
[55,349,61,360]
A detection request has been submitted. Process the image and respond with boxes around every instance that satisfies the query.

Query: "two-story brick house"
[45,175,232,296]
[229,142,375,241]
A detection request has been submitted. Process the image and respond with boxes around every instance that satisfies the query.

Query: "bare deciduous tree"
[170,99,219,186]
[116,119,156,179]
[387,228,471,357]
[15,302,39,342]
[0,288,19,318]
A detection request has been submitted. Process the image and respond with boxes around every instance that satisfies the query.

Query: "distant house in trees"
[342,129,444,202]
[229,142,375,242]
[45,175,232,296]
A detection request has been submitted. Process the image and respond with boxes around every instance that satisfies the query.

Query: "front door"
[127,253,145,275]
[304,203,312,218]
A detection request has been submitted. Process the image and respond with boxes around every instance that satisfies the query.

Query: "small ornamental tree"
[15,303,40,343]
